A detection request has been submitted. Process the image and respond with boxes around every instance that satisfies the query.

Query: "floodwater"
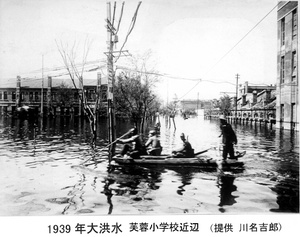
[0,113,299,215]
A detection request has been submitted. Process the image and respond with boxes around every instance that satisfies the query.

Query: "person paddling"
[118,127,146,159]
[219,115,237,160]
[172,133,194,158]
[145,130,163,156]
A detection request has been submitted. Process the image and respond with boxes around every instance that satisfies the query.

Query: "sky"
[0,0,280,102]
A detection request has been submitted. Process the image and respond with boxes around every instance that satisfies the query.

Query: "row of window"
[280,8,298,84]
[280,103,296,122]
[280,50,297,84]
[0,91,15,100]
[281,8,297,46]
[0,90,108,102]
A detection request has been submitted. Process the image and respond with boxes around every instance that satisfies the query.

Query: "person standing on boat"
[172,133,194,158]
[118,127,146,159]
[145,130,163,156]
[219,115,237,160]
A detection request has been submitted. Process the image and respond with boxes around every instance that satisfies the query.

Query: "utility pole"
[106,2,116,157]
[235,73,239,123]
[197,92,199,115]
[105,1,141,159]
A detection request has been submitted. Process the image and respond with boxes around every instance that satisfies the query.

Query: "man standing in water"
[219,115,237,160]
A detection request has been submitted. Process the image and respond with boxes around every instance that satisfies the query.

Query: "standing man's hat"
[219,115,226,120]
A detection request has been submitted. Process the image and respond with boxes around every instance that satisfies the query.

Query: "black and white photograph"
[0,0,299,235]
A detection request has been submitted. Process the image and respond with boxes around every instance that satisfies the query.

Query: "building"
[0,75,107,117]
[237,81,276,109]
[179,99,200,111]
[204,81,277,127]
[277,1,298,130]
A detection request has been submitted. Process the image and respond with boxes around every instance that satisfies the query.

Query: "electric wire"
[177,2,280,101]
[114,1,142,63]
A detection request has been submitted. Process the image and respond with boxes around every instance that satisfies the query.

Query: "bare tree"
[56,39,100,148]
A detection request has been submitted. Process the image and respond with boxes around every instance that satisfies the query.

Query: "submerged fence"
[204,108,276,129]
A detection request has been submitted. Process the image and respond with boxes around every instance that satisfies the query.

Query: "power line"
[177,2,280,101]
[19,59,106,75]
[114,1,142,63]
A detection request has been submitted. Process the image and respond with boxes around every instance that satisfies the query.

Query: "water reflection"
[270,129,299,212]
[173,168,194,195]
[99,164,163,214]
[217,175,238,212]
[102,176,114,214]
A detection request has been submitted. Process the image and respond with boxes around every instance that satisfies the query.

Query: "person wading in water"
[219,115,238,160]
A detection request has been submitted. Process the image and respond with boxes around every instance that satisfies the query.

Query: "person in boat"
[154,122,161,133]
[118,127,146,159]
[145,130,163,156]
[219,115,237,160]
[172,133,194,158]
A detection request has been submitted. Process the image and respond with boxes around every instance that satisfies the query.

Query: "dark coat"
[220,124,237,145]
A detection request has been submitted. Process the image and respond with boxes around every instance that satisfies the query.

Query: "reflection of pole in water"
[61,173,87,215]
[103,178,114,214]
[103,166,115,215]
[217,175,238,212]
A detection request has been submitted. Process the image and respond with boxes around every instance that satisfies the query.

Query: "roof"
[0,76,108,89]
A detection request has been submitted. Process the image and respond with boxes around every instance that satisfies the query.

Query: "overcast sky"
[0,0,279,101]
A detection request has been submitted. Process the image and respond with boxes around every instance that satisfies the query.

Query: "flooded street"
[0,114,298,215]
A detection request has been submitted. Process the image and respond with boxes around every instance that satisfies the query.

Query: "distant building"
[277,1,298,130]
[0,75,107,117]
[179,99,200,111]
[237,81,276,109]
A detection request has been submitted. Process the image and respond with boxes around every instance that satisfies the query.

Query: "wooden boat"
[112,151,246,169]
[113,155,218,169]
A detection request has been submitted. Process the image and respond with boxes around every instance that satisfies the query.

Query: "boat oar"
[80,129,134,166]
[194,146,216,156]
[166,146,215,158]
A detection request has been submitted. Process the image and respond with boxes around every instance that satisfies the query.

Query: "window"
[88,90,95,100]
[280,56,285,83]
[281,18,285,45]
[280,104,284,121]
[292,9,297,38]
[52,92,56,101]
[0,92,2,100]
[292,51,297,81]
[74,92,78,100]
[3,91,7,100]
[12,92,16,100]
[29,92,33,101]
[291,103,296,122]
[35,92,39,101]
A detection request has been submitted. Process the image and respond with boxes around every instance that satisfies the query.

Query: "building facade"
[0,75,107,117]
[277,1,298,130]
